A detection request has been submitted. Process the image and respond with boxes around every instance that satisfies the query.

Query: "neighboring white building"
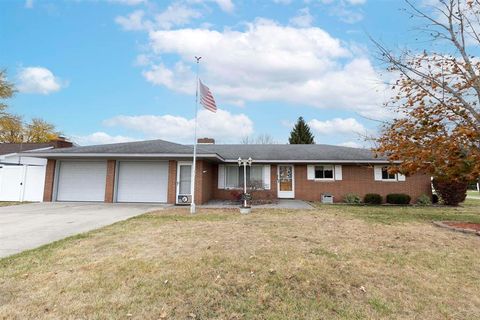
[0,141,72,202]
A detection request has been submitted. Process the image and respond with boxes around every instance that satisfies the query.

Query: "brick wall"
[43,159,56,202]
[104,160,116,203]
[199,161,214,204]
[294,164,431,203]
[167,160,177,204]
[209,163,431,203]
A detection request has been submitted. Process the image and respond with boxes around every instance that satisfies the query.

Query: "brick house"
[24,139,432,204]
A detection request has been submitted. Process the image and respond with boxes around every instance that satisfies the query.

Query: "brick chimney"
[197,137,215,144]
[50,136,73,148]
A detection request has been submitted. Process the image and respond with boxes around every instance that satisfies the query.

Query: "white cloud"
[338,141,363,148]
[143,19,389,117]
[289,7,313,27]
[154,4,202,29]
[319,0,366,5]
[316,0,365,23]
[115,10,148,31]
[187,0,234,12]
[108,0,146,5]
[330,5,364,23]
[17,67,65,95]
[103,109,254,142]
[212,0,234,12]
[116,4,201,31]
[273,0,292,4]
[73,132,138,146]
[308,117,367,135]
[25,0,34,9]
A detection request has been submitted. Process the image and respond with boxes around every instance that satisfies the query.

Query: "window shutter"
[334,165,342,180]
[218,164,225,189]
[307,165,315,180]
[397,173,406,181]
[374,165,383,181]
[263,165,271,189]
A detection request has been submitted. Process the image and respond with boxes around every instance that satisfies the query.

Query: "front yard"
[1,202,479,319]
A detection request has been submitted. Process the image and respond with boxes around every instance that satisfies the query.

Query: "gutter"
[222,159,399,164]
[19,152,226,161]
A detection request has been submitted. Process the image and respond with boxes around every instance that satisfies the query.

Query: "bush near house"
[364,193,382,205]
[343,193,361,204]
[386,194,411,205]
[432,178,468,206]
[416,194,432,206]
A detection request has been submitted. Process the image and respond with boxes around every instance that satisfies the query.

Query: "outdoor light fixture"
[238,157,253,209]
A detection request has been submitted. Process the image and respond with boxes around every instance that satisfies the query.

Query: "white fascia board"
[222,159,400,164]
[20,152,225,161]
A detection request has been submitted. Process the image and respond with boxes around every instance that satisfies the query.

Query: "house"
[24,138,432,204]
[0,139,73,202]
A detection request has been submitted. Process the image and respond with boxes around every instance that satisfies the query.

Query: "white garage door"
[116,161,168,203]
[56,161,107,202]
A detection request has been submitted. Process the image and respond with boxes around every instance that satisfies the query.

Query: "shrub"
[432,178,468,206]
[386,193,411,205]
[343,193,361,204]
[416,194,432,206]
[432,194,439,204]
[364,193,382,205]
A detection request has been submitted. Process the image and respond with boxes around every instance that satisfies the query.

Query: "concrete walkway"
[0,202,168,258]
[200,199,315,209]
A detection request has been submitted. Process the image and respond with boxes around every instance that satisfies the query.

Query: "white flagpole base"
[190,203,196,214]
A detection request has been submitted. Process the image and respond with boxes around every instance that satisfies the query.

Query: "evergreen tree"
[288,117,315,144]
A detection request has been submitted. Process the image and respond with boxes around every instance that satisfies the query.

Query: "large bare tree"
[374,0,480,196]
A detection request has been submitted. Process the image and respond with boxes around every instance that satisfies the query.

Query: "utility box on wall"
[321,193,334,204]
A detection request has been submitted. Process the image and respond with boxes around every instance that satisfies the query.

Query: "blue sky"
[0,0,418,146]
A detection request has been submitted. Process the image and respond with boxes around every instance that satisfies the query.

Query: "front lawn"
[1,203,479,319]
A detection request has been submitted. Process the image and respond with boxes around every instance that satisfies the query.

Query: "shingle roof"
[24,139,385,162]
[0,143,54,156]
[197,144,380,161]
[34,139,192,154]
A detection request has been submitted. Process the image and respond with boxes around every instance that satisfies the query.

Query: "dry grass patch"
[1,206,479,319]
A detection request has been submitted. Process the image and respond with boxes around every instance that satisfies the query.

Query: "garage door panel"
[116,161,168,203]
[56,161,107,202]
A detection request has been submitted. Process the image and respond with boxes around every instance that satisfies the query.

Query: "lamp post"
[238,157,252,208]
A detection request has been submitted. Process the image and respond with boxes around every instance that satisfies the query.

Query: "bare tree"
[373,0,480,203]
[241,134,277,144]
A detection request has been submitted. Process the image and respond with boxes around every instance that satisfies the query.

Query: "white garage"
[116,161,168,203]
[56,161,107,202]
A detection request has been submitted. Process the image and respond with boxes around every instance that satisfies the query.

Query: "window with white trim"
[314,165,334,180]
[381,167,397,181]
[224,165,265,189]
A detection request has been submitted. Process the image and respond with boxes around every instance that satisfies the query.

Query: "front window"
[225,165,264,189]
[381,167,396,180]
[314,165,334,180]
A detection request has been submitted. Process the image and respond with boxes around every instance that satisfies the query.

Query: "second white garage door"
[116,161,168,203]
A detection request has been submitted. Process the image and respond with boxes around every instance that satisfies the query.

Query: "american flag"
[199,80,217,113]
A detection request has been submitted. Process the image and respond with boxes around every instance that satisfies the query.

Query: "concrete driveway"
[0,202,168,258]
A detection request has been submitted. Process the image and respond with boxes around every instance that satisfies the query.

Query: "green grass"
[313,199,480,224]
[467,190,480,197]
[1,205,479,319]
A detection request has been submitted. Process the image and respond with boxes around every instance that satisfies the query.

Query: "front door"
[176,162,192,204]
[277,165,294,198]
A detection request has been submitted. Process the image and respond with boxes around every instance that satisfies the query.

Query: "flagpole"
[190,56,201,214]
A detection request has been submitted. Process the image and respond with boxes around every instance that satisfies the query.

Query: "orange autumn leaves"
[376,55,480,182]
